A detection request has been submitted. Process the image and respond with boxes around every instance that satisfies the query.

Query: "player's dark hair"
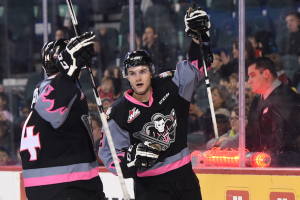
[0,146,11,157]
[250,57,278,78]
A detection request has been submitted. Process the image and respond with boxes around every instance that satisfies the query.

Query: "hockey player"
[20,32,105,200]
[98,7,212,200]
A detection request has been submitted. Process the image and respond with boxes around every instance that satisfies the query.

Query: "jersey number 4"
[20,112,41,161]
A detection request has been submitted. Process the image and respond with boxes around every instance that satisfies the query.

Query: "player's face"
[0,151,11,166]
[248,64,267,94]
[286,15,300,33]
[127,65,152,94]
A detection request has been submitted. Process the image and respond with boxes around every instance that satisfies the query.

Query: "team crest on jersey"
[106,107,112,119]
[159,71,172,78]
[132,109,177,151]
[128,107,140,123]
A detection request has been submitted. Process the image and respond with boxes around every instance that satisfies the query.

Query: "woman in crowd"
[206,107,249,149]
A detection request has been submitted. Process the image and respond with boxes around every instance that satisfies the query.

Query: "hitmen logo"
[127,107,140,123]
[132,109,177,151]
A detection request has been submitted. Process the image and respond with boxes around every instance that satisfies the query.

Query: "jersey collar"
[125,87,153,107]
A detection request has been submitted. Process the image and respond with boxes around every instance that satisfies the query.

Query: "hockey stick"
[66,1,131,199]
[192,0,219,139]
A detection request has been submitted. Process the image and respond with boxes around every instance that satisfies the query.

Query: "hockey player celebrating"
[98,7,212,200]
[20,32,106,200]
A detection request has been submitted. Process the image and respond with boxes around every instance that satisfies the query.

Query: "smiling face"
[127,65,152,95]
[286,14,300,33]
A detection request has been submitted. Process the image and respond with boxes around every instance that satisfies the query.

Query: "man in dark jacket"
[246,57,300,167]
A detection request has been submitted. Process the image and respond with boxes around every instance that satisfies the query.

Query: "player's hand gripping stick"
[66,0,131,199]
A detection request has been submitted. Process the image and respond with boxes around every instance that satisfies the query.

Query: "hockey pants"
[134,172,202,200]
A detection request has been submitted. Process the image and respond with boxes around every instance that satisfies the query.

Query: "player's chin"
[133,86,147,94]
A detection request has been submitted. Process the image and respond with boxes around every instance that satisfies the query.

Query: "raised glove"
[184,7,210,42]
[127,141,161,168]
[57,32,95,78]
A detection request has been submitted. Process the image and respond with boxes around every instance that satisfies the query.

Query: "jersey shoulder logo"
[132,109,177,151]
[127,107,140,123]
[159,71,173,78]
[159,92,170,105]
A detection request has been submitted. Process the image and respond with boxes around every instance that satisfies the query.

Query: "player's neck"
[132,89,151,103]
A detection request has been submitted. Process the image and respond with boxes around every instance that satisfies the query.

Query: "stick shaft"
[192,0,219,139]
[66,0,130,199]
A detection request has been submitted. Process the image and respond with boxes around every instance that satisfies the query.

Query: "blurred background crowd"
[1,0,300,166]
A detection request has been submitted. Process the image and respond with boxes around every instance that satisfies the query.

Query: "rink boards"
[1,166,300,200]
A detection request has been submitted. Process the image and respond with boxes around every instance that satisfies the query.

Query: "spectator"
[0,146,11,166]
[208,50,224,85]
[246,57,300,167]
[248,34,262,58]
[279,11,300,57]
[206,107,249,150]
[14,100,31,130]
[265,53,292,86]
[236,82,256,109]
[220,76,230,90]
[55,29,65,40]
[99,77,115,112]
[89,77,115,112]
[91,115,104,166]
[228,73,239,108]
[220,39,255,78]
[103,65,123,99]
[255,30,276,56]
[136,26,166,74]
[0,92,13,122]
[219,49,231,77]
[189,85,232,142]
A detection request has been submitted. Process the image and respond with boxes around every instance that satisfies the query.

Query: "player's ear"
[263,69,270,78]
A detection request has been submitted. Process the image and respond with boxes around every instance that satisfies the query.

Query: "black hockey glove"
[56,32,95,79]
[127,141,161,168]
[185,7,210,42]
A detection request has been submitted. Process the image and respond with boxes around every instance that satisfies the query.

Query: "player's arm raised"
[171,7,213,102]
